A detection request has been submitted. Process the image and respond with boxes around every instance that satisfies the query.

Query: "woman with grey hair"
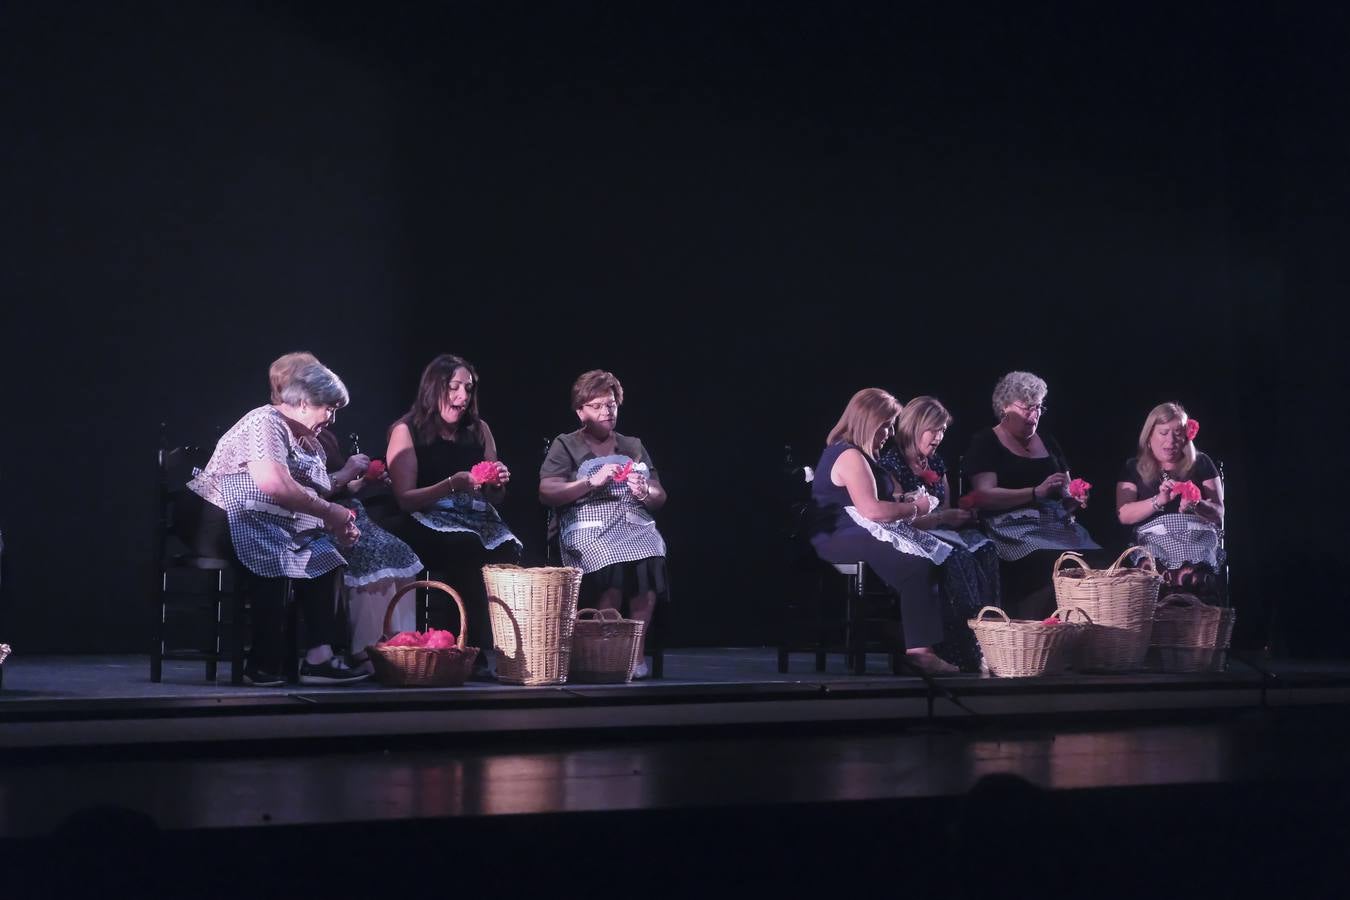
[180,354,371,686]
[960,371,1099,618]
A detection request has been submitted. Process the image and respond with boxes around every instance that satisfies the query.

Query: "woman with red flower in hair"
[539,370,667,679]
[878,396,999,672]
[385,354,522,676]
[1116,403,1225,595]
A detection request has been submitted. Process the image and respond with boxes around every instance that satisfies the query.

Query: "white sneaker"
[631,659,650,680]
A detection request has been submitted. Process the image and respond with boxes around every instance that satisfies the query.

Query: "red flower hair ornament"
[1184,419,1200,441]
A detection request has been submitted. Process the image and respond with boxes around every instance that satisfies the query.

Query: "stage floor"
[1,648,1348,751]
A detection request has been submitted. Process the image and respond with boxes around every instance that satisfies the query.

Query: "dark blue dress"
[808,442,943,649]
[878,445,998,671]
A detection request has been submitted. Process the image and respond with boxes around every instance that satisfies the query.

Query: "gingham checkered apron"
[559,455,666,574]
[1133,513,1220,570]
[981,502,1101,562]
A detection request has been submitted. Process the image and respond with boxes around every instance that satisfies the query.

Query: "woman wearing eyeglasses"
[539,370,667,678]
[960,371,1099,618]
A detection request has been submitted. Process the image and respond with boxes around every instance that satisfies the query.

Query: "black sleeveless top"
[413,431,486,488]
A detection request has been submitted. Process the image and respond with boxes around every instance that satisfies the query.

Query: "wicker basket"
[1150,594,1222,673]
[570,608,647,684]
[483,564,582,686]
[366,580,478,687]
[1045,606,1093,673]
[1054,546,1161,672]
[968,606,1082,677]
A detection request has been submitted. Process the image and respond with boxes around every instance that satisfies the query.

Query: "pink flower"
[1041,616,1061,625]
[612,460,634,483]
[1067,477,1092,501]
[470,460,502,486]
[919,468,941,487]
[384,631,425,647]
[957,492,979,510]
[1185,419,1200,441]
[365,459,386,481]
[1174,480,1202,503]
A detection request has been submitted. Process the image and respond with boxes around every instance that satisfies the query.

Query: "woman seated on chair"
[181,354,372,686]
[877,395,998,672]
[539,370,667,679]
[808,388,956,675]
[385,353,521,674]
[960,371,1100,619]
[1116,402,1225,601]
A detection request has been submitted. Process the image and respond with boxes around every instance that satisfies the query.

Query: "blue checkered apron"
[559,455,666,574]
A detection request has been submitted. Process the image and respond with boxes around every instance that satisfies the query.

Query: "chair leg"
[777,649,789,673]
[205,569,222,683]
[283,579,300,683]
[151,572,166,683]
[846,567,866,675]
[651,647,664,679]
[230,576,247,685]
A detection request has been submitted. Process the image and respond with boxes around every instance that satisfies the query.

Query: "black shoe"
[299,657,372,685]
[243,668,286,687]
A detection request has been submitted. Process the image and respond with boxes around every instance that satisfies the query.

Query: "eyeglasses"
[1012,402,1047,415]
[583,400,619,412]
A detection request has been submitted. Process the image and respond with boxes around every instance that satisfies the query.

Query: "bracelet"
[1151,496,1164,512]
[1030,486,1039,503]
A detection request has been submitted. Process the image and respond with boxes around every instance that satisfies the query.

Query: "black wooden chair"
[776,445,905,676]
[152,428,294,684]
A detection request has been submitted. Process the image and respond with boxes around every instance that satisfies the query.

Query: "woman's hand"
[488,461,511,487]
[1155,479,1175,508]
[446,471,477,493]
[336,519,361,548]
[904,490,937,516]
[321,502,353,534]
[627,472,651,501]
[336,453,371,484]
[587,463,621,489]
[939,508,977,528]
[1035,471,1069,500]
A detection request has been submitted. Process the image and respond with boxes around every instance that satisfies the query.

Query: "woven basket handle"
[975,605,1009,624]
[1052,552,1092,576]
[1157,593,1202,612]
[385,580,468,651]
[1109,545,1157,574]
[1051,605,1094,625]
[577,607,624,623]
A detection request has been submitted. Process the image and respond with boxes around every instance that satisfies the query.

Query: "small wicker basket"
[968,606,1082,678]
[366,580,478,687]
[483,564,582,686]
[1151,593,1222,673]
[1211,607,1237,672]
[570,608,647,683]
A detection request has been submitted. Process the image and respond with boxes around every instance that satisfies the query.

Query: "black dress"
[808,442,943,649]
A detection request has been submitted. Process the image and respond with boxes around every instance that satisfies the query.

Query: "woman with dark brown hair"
[539,370,667,678]
[385,354,521,671]
[808,389,956,675]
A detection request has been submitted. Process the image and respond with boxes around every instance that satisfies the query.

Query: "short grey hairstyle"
[277,361,350,408]
[991,370,1047,420]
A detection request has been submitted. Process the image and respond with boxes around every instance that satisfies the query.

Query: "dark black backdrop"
[2,1,1345,654]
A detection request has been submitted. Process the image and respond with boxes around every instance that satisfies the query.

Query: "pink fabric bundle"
[1067,477,1092,501]
[470,460,503,486]
[1173,480,1203,503]
[365,459,386,480]
[957,492,979,510]
[383,628,457,648]
[919,468,940,487]
[612,460,634,483]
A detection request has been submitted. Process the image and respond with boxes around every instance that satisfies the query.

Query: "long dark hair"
[398,353,482,446]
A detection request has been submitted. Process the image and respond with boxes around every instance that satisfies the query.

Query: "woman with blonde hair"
[878,396,998,672]
[1116,403,1224,592]
[808,389,955,675]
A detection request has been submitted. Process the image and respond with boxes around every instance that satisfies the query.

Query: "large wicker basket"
[570,608,647,683]
[1151,594,1222,673]
[1211,607,1237,672]
[1054,546,1161,672]
[968,606,1083,677]
[366,580,478,687]
[483,565,582,686]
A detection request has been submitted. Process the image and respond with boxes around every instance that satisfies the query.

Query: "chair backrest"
[156,428,214,566]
